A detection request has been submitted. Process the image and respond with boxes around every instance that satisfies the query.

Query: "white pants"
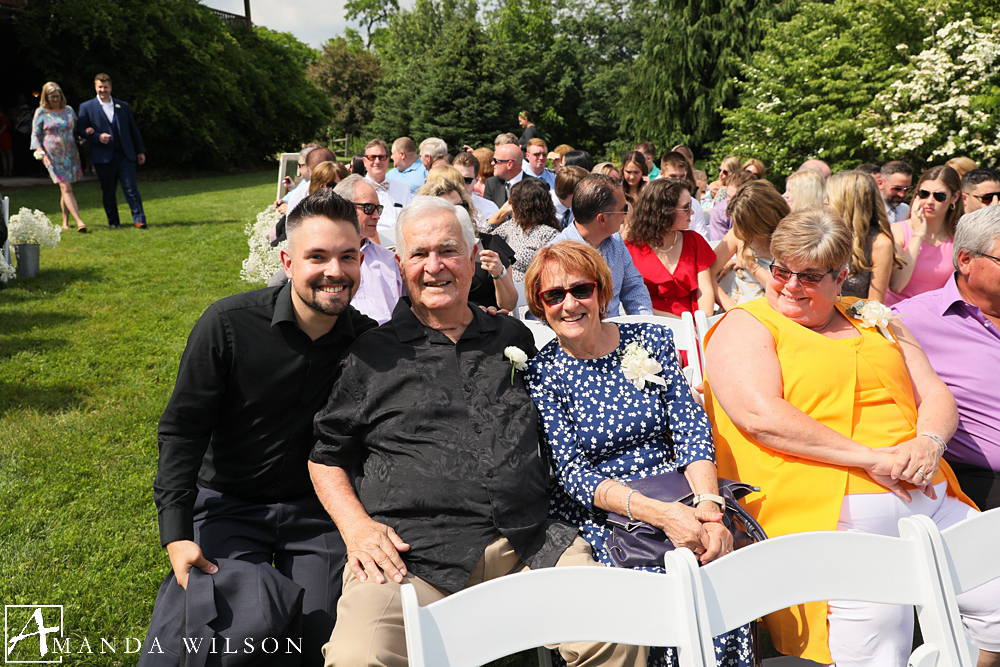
[827,483,1000,666]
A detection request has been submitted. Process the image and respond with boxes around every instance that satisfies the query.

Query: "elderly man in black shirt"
[154,190,376,666]
[309,196,644,667]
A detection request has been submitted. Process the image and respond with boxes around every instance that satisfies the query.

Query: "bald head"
[493,143,522,181]
[799,159,831,180]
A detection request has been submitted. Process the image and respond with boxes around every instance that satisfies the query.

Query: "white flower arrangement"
[846,299,899,342]
[240,207,286,284]
[8,208,61,247]
[0,256,15,281]
[619,342,666,391]
[504,346,528,384]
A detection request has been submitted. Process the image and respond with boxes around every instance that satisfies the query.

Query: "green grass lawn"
[0,172,537,666]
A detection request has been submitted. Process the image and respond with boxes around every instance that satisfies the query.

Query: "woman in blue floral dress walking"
[31,82,87,232]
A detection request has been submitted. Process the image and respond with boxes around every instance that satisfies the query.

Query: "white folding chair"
[607,312,702,387]
[692,310,723,378]
[523,319,557,351]
[901,508,1000,664]
[402,564,708,667]
[514,280,528,320]
[670,524,972,667]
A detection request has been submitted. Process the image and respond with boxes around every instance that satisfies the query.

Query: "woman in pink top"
[886,165,963,305]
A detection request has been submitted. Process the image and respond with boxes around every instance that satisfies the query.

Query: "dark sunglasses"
[352,201,384,215]
[769,264,834,287]
[365,154,388,162]
[463,176,475,185]
[492,157,514,165]
[297,162,306,168]
[599,204,629,216]
[970,192,1000,205]
[889,185,914,194]
[917,189,949,203]
[538,282,598,306]
[457,200,470,211]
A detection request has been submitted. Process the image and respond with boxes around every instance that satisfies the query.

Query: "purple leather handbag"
[605,472,767,569]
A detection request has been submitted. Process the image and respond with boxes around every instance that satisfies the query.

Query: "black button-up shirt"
[155,284,376,546]
[310,300,578,592]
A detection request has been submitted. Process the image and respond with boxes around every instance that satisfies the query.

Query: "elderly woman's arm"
[706,309,913,500]
[884,320,957,493]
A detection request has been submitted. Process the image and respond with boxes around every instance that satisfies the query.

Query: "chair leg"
[536,646,554,667]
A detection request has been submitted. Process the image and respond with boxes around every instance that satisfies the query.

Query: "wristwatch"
[692,493,725,508]
[490,264,507,280]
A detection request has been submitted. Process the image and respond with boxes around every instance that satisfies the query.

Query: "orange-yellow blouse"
[704,297,972,664]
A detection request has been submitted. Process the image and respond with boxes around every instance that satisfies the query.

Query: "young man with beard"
[153,189,376,666]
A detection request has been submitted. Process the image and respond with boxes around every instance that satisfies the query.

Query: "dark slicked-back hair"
[856,163,881,177]
[962,168,1000,191]
[286,189,360,239]
[563,150,593,171]
[572,174,620,224]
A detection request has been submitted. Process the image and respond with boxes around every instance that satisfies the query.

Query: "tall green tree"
[716,0,930,180]
[20,0,330,168]
[616,0,795,155]
[309,36,383,139]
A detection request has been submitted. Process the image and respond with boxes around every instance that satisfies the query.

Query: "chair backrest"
[607,312,702,386]
[692,311,723,378]
[671,524,972,667]
[402,565,708,667]
[514,280,528,320]
[1,196,10,279]
[523,319,557,351]
[927,506,1000,594]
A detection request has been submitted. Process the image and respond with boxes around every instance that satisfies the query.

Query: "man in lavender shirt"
[333,175,404,324]
[893,206,1000,509]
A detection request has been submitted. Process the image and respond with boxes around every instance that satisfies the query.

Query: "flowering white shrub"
[8,208,61,247]
[240,207,286,284]
[864,16,1000,164]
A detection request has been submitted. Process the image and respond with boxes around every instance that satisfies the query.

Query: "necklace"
[653,231,680,254]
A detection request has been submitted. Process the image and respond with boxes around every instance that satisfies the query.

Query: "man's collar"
[400,160,424,174]
[271,282,357,341]
[390,298,499,343]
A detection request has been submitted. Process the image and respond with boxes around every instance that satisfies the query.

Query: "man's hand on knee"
[166,540,218,589]
[343,519,410,584]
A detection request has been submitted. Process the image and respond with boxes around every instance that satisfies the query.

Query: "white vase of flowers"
[8,208,61,278]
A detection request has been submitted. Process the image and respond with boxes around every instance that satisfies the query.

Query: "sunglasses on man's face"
[492,157,515,165]
[971,192,1000,205]
[351,201,384,216]
[917,189,949,203]
[538,282,598,306]
[365,154,388,162]
[463,176,475,185]
[769,264,834,287]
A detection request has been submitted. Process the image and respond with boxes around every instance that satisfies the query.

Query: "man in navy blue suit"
[77,73,148,229]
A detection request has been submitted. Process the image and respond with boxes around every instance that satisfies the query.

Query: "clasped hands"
[866,435,943,502]
[649,500,733,565]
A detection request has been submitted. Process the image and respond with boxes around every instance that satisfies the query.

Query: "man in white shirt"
[286,147,336,216]
[483,143,524,209]
[877,160,913,223]
[362,139,412,247]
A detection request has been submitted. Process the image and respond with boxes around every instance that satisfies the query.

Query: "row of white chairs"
[1,195,10,287]
[402,507,1000,667]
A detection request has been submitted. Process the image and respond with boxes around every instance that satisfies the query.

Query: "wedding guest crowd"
[145,112,1000,667]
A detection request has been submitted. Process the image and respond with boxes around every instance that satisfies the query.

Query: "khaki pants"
[322,535,647,667]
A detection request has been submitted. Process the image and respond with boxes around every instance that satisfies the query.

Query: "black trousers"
[94,151,145,225]
[193,486,346,667]
[949,460,1000,511]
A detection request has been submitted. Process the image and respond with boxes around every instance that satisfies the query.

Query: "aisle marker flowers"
[8,208,61,247]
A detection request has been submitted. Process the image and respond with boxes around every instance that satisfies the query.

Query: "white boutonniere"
[115,103,121,109]
[620,342,667,390]
[504,346,528,384]
[846,299,900,342]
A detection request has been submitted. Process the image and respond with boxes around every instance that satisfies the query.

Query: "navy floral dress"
[525,322,753,667]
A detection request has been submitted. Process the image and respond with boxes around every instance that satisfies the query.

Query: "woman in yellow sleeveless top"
[703,209,1000,667]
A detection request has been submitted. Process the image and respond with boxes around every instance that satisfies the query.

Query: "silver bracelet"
[920,432,948,453]
[625,489,636,521]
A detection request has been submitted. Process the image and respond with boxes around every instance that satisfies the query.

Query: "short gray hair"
[419,137,448,159]
[395,196,477,256]
[333,174,368,200]
[954,206,1000,268]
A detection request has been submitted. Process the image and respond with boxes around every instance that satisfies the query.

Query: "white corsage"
[115,103,121,109]
[846,299,899,342]
[504,346,528,384]
[620,342,667,390]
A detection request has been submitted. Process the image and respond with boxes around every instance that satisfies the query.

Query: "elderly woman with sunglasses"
[886,165,964,305]
[523,241,753,667]
[704,209,1000,667]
